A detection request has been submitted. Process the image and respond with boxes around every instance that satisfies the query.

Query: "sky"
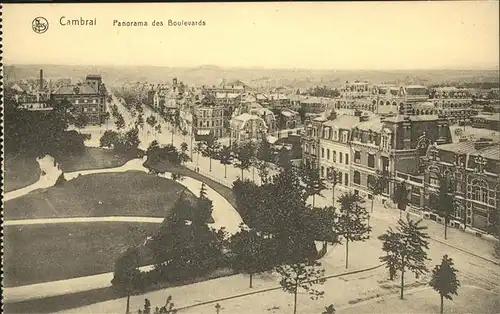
[3,2,500,70]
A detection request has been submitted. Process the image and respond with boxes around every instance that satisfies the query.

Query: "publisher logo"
[32,17,49,34]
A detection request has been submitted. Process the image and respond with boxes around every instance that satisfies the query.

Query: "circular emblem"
[32,17,49,34]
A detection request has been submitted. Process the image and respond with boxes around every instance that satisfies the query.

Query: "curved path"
[4,156,244,235]
[4,155,245,304]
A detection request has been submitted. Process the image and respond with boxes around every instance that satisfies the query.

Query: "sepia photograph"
[2,2,500,313]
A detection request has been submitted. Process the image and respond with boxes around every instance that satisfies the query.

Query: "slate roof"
[469,143,500,160]
[323,115,360,129]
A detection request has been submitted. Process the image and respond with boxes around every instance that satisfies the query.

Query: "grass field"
[57,147,141,173]
[4,154,41,192]
[3,222,160,287]
[4,171,198,220]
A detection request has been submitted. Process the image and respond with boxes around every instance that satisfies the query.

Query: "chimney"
[359,115,369,122]
[40,69,44,91]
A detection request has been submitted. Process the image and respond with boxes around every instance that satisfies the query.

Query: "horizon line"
[4,62,500,72]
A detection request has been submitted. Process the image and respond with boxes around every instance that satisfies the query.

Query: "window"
[367,175,375,188]
[321,166,325,178]
[354,171,361,184]
[332,151,337,162]
[468,179,489,204]
[381,135,389,150]
[345,173,349,186]
[354,151,361,164]
[345,154,349,165]
[429,172,440,186]
[327,149,330,160]
[199,121,203,127]
[342,131,348,143]
[339,152,343,164]
[368,154,375,168]
[75,99,79,104]
[321,147,325,158]
[334,130,339,141]
[93,99,97,104]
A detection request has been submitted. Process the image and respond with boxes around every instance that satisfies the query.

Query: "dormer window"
[341,131,348,143]
[334,129,339,141]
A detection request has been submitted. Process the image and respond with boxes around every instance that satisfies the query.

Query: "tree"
[437,179,455,240]
[429,255,461,314]
[138,296,177,314]
[300,163,326,208]
[393,180,410,219]
[297,106,307,124]
[115,114,126,130]
[368,171,387,214]
[74,112,89,129]
[201,134,221,172]
[255,159,270,185]
[111,248,142,314]
[179,142,190,165]
[322,305,336,314]
[257,136,273,162]
[100,130,120,149]
[337,192,371,269]
[218,145,233,178]
[233,142,255,179]
[276,260,326,314]
[147,140,160,155]
[146,115,157,128]
[230,224,271,288]
[326,167,342,207]
[378,216,430,299]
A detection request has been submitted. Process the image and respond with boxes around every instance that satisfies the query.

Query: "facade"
[302,117,324,166]
[425,141,500,233]
[319,113,360,192]
[350,115,390,199]
[193,95,225,138]
[471,113,500,131]
[428,87,476,121]
[51,74,107,125]
[279,109,301,129]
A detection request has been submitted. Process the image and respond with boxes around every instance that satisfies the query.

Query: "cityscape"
[2,2,500,314]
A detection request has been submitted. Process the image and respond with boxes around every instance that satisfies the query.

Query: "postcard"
[2,2,500,314]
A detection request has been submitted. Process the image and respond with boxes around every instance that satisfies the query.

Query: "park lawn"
[4,171,198,220]
[57,147,142,172]
[4,154,41,192]
[3,222,160,287]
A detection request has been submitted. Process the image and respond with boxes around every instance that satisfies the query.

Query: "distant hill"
[4,64,499,90]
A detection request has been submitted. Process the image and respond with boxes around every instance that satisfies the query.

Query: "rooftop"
[323,115,360,129]
[383,115,443,123]
[470,143,500,160]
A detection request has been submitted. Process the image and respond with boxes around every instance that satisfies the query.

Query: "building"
[230,113,268,143]
[319,113,360,192]
[424,140,500,233]
[471,113,500,131]
[428,87,476,121]
[279,109,301,129]
[11,69,53,111]
[340,81,372,99]
[192,94,225,138]
[302,116,325,167]
[51,74,107,125]
[350,114,390,199]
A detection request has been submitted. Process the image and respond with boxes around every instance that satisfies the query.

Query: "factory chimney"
[39,69,44,91]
